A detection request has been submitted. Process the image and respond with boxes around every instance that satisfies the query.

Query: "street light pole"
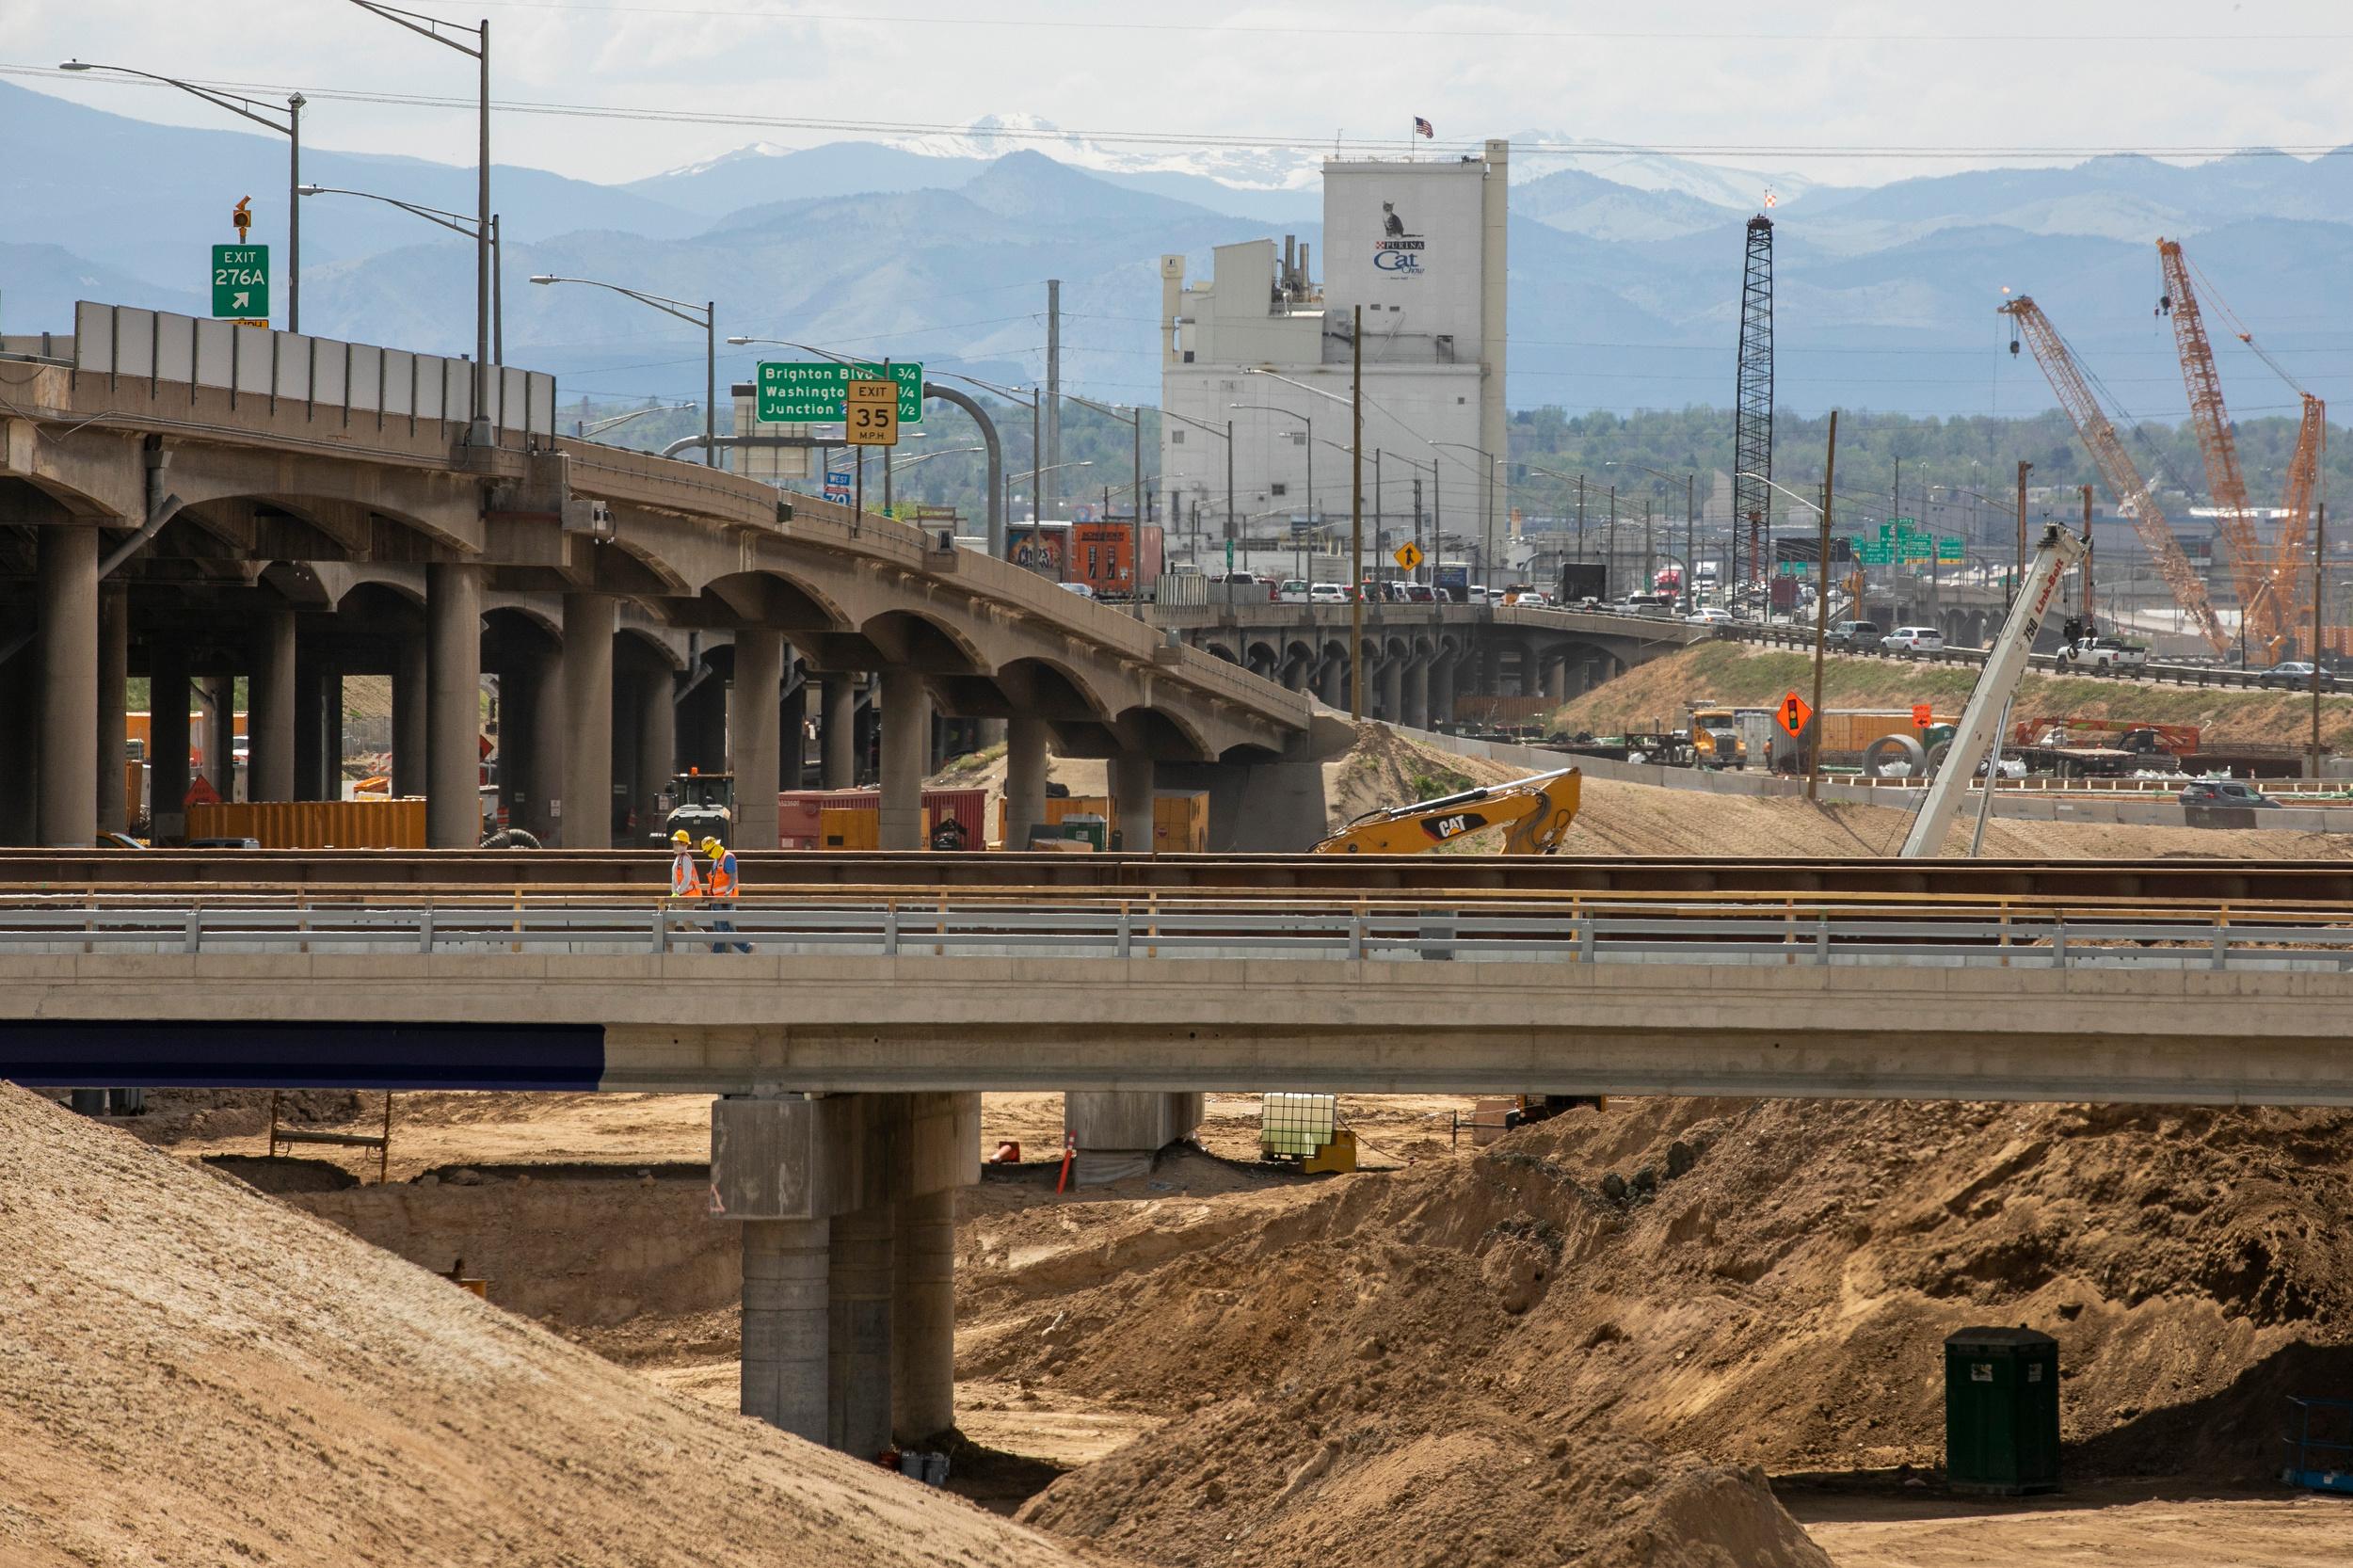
[58,62,304,331]
[344,3,491,440]
[531,275,714,462]
[298,185,503,353]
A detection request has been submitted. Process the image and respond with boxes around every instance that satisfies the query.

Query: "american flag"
[1413,117,1434,139]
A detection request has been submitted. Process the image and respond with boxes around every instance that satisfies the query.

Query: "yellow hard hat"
[700,837,724,855]
[671,829,692,845]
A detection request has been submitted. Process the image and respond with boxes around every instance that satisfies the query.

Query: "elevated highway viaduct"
[0,304,1321,856]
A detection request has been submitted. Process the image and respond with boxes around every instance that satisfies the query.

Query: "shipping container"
[1007,522,1069,580]
[186,798,426,849]
[995,792,1208,853]
[1070,520,1149,598]
[779,788,988,850]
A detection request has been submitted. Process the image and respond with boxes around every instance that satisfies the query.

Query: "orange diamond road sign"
[1777,690,1814,737]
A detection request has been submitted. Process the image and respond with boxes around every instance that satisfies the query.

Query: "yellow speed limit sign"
[844,377,900,446]
[1392,540,1425,572]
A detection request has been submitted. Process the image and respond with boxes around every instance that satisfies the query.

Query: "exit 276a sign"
[211,246,270,319]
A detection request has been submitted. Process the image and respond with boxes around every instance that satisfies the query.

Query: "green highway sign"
[1936,537,1965,562]
[211,245,269,319]
[756,360,922,424]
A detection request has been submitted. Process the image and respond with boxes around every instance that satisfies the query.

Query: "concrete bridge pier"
[1430,650,1456,728]
[199,675,235,797]
[820,673,856,791]
[1316,656,1345,709]
[1377,655,1403,723]
[561,593,616,849]
[392,632,428,802]
[1110,751,1155,853]
[36,525,96,846]
[631,660,676,838]
[425,563,484,848]
[1064,1092,1206,1185]
[96,584,128,834]
[248,607,297,807]
[878,667,928,850]
[779,670,808,793]
[1402,654,1432,729]
[712,1091,980,1453]
[1002,715,1048,849]
[148,646,191,842]
[730,630,783,853]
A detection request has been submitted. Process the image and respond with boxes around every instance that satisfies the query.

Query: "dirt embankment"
[0,1083,1105,1568]
[955,1096,2353,1565]
[1557,642,2353,750]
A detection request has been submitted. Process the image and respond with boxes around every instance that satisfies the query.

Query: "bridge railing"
[6,896,2352,970]
[1724,622,2297,692]
[71,301,557,447]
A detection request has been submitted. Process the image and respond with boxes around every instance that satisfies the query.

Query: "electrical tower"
[1731,215,1775,586]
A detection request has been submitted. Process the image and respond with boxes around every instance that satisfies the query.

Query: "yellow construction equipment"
[2001,295,2229,653]
[1311,767,1582,855]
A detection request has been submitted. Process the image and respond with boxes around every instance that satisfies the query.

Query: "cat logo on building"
[1374,200,1426,274]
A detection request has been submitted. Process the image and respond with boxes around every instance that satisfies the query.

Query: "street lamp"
[59,61,303,332]
[1160,408,1235,555]
[1432,440,1500,591]
[536,275,714,464]
[1063,392,1149,523]
[341,2,491,443]
[1232,402,1316,583]
[1608,461,1697,609]
[576,401,694,439]
[298,185,502,359]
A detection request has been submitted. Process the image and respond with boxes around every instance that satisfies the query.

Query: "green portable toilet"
[1945,1326,2060,1495]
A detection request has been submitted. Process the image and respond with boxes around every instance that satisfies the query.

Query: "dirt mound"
[956,1093,2353,1546]
[1558,641,2353,751]
[1321,723,1537,837]
[0,1083,1103,1568]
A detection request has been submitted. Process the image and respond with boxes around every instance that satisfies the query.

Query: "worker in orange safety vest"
[700,835,751,952]
[668,829,703,898]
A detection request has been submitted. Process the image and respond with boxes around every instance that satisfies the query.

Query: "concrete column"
[1431,653,1455,728]
[877,667,927,851]
[148,647,190,842]
[524,642,566,844]
[1110,751,1155,854]
[828,1204,895,1459]
[1002,715,1048,850]
[891,1189,956,1444]
[392,632,427,800]
[95,584,127,834]
[199,675,235,795]
[246,609,296,805]
[741,1218,830,1443]
[294,642,326,801]
[0,647,39,845]
[634,666,675,835]
[731,629,783,853]
[820,673,856,790]
[1378,655,1403,722]
[1317,657,1345,707]
[37,527,98,846]
[561,592,615,849]
[1065,1091,1206,1186]
[1281,655,1308,693]
[779,676,808,794]
[425,562,484,848]
[854,694,878,787]
[1403,656,1431,729]
[1545,651,1569,704]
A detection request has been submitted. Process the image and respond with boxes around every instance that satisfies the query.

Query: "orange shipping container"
[186,798,426,849]
[997,792,1207,853]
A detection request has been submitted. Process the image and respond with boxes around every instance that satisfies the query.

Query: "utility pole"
[1225,419,1236,550]
[2081,485,2094,624]
[1686,472,1696,611]
[1351,303,1365,721]
[1643,498,1655,588]
[1413,476,1424,580]
[2015,459,2033,594]
[2313,497,2328,779]
[1044,280,1062,520]
[1576,474,1585,568]
[1808,409,1839,801]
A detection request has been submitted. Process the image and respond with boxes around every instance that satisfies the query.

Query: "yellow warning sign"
[1393,540,1425,573]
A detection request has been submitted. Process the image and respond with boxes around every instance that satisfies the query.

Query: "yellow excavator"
[1311,766,1582,856]
[1312,765,1598,1125]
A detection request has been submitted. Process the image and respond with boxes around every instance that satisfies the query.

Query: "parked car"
[1881,626,1946,653]
[1686,607,1734,626]
[1277,578,1310,603]
[91,832,147,850]
[1308,582,1348,604]
[1403,583,1437,603]
[2180,779,2279,808]
[2260,660,2337,690]
[1057,581,1096,599]
[2055,635,2149,673]
[1827,620,1884,650]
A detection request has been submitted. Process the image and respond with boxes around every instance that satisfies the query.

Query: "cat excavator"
[1312,765,1598,1126]
[1311,766,1583,856]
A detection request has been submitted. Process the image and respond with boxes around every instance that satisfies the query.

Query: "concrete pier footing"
[1064,1091,1206,1185]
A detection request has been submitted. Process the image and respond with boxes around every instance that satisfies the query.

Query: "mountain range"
[6,79,2348,424]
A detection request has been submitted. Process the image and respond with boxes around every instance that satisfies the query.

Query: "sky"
[5,0,2348,189]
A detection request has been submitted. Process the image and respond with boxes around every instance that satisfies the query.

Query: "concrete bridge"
[1149,600,1713,727]
[0,304,1319,853]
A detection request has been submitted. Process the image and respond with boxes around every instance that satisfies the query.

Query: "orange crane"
[1999,295,2230,653]
[2172,246,2326,658]
[2156,239,2272,646]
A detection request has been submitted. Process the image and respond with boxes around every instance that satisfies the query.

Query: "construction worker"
[668,829,703,899]
[700,835,751,953]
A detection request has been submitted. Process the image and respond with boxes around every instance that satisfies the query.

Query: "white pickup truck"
[2055,634,2149,673]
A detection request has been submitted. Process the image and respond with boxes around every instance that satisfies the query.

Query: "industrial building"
[1159,142,1510,576]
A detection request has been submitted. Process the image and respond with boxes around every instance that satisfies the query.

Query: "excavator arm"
[1312,767,1583,856]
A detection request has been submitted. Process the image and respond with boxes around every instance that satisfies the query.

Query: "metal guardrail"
[1722,623,2328,693]
[7,897,2353,970]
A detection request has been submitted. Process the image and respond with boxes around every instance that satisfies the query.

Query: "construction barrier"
[186,798,427,849]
